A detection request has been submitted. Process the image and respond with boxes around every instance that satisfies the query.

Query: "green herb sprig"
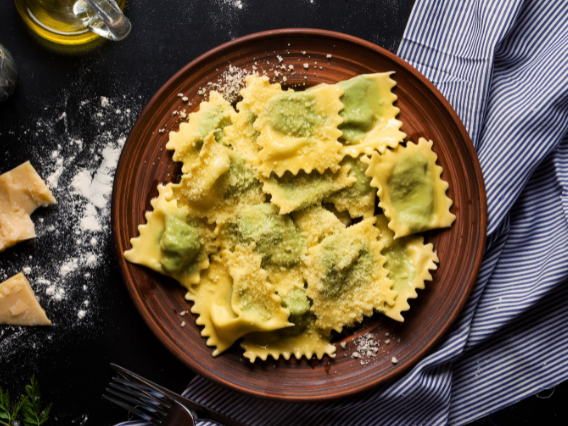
[0,376,51,426]
[0,387,26,426]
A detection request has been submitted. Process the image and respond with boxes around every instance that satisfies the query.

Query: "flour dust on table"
[0,93,143,361]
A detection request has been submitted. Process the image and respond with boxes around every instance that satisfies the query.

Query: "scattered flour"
[84,254,97,266]
[222,0,244,9]
[79,203,101,232]
[0,89,143,363]
[60,259,79,277]
[46,159,65,188]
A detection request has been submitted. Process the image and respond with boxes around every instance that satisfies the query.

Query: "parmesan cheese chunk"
[0,161,56,252]
[0,273,52,326]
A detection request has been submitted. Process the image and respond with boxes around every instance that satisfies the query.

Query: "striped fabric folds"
[118,422,220,426]
[118,0,568,424]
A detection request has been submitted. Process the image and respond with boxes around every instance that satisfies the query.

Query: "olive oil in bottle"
[14,0,126,47]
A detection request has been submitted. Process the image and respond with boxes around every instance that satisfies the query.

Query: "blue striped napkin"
[119,0,568,424]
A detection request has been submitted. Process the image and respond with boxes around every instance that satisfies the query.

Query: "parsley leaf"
[0,387,26,426]
[20,376,51,426]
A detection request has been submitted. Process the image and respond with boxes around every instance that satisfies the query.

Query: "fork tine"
[105,387,166,418]
[110,378,171,410]
[108,383,169,416]
[102,393,158,423]
[113,376,170,400]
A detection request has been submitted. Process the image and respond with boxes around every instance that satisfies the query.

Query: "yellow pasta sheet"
[224,107,261,169]
[124,184,217,292]
[304,217,396,334]
[292,205,347,248]
[240,319,336,362]
[364,138,455,238]
[376,215,439,322]
[241,76,345,177]
[214,203,306,269]
[262,166,355,214]
[235,75,285,174]
[187,253,288,356]
[166,92,236,173]
[325,155,376,219]
[224,245,292,327]
[338,73,406,158]
[264,263,305,296]
[171,149,266,224]
[173,131,231,202]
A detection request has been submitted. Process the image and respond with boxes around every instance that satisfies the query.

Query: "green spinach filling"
[159,212,201,273]
[319,233,373,298]
[228,204,305,267]
[388,153,434,232]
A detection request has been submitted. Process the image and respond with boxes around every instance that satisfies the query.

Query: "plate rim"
[111,28,487,402]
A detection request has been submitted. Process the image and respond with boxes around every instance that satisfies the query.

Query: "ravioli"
[264,263,305,296]
[241,319,336,362]
[262,166,356,214]
[363,138,455,238]
[124,184,217,293]
[242,76,345,177]
[304,217,396,334]
[124,74,456,362]
[219,203,306,267]
[223,245,292,330]
[223,109,261,168]
[338,73,406,158]
[240,286,335,361]
[325,155,376,219]
[171,149,265,224]
[188,255,290,356]
[376,215,439,322]
[292,205,346,248]
[171,131,231,202]
[166,91,236,173]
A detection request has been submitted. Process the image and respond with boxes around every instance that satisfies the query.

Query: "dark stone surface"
[0,1,565,425]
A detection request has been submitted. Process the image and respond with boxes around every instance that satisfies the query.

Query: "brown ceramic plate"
[112,29,487,402]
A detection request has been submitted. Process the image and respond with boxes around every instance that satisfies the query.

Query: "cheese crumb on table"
[391,357,398,364]
[0,273,52,326]
[0,161,57,252]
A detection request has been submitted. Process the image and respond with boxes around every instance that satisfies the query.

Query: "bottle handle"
[0,44,19,102]
[73,0,131,41]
